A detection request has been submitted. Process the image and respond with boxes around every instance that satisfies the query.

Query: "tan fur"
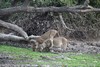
[33,29,58,51]
[37,37,69,52]
[36,29,58,44]
[51,37,68,52]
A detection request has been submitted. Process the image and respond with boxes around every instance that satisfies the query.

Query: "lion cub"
[36,37,69,52]
[32,29,58,51]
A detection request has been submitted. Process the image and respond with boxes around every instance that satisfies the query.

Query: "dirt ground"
[67,40,100,54]
[0,40,100,66]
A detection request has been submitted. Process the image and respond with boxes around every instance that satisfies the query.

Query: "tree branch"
[0,33,42,44]
[0,33,25,41]
[29,35,40,39]
[84,0,90,7]
[59,13,74,31]
[0,6,100,16]
[0,20,28,39]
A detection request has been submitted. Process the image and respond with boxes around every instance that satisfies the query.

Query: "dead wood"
[0,20,28,40]
[0,33,25,41]
[0,5,100,16]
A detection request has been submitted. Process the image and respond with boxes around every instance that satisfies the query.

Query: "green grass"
[0,45,100,67]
